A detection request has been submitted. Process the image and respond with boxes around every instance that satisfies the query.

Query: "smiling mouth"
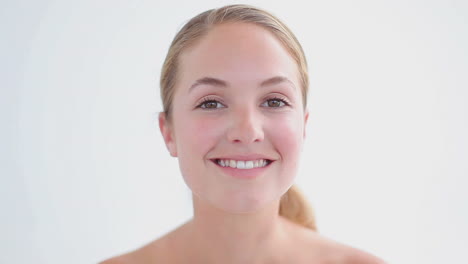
[211,159,273,169]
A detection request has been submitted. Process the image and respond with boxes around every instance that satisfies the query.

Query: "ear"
[303,109,309,139]
[159,112,177,157]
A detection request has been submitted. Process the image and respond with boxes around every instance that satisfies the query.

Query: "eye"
[261,97,291,108]
[196,98,226,109]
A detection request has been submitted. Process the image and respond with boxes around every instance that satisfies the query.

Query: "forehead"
[178,22,300,90]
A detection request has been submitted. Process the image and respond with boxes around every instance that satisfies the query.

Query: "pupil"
[269,100,280,107]
[206,101,216,108]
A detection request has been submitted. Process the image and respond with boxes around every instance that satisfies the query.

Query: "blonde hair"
[160,4,317,231]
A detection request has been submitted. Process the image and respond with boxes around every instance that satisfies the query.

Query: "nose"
[226,107,264,144]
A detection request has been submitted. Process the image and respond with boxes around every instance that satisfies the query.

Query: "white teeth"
[216,159,270,169]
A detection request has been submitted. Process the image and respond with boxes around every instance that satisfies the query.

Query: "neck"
[180,194,290,264]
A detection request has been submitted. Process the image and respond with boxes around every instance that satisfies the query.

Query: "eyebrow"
[188,76,296,93]
[189,77,227,92]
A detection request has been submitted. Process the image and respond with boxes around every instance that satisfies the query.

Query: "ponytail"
[279,185,317,231]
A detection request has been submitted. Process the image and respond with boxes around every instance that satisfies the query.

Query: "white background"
[2,0,467,263]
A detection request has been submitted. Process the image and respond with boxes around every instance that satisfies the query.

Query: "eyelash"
[263,96,291,108]
[195,96,291,109]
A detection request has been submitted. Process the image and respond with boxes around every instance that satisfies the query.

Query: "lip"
[210,154,276,161]
[210,158,274,180]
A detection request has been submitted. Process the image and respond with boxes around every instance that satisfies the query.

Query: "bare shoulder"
[98,236,171,264]
[338,245,387,264]
[288,224,386,264]
[98,248,147,264]
[99,221,190,264]
[99,254,132,264]
[307,233,387,264]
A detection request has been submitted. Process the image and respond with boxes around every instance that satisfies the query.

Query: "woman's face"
[160,22,308,213]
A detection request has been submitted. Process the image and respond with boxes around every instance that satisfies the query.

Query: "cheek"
[174,115,225,194]
[266,114,304,160]
[175,115,224,159]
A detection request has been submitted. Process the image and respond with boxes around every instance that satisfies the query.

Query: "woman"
[101,4,386,264]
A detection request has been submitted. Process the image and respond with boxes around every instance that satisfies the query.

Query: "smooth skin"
[100,22,386,264]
